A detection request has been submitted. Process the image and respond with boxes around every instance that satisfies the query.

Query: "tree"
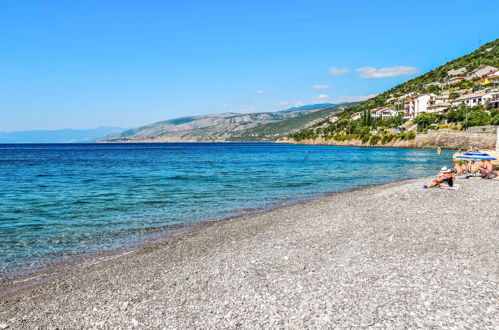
[414,113,438,131]
[361,109,372,126]
[447,106,467,122]
[491,109,499,125]
[462,110,491,129]
[426,84,441,94]
[383,115,406,128]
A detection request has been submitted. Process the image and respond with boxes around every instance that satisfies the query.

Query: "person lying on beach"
[475,159,499,180]
[426,167,455,188]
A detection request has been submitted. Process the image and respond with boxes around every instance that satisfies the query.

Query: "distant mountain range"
[99,103,351,142]
[0,127,125,143]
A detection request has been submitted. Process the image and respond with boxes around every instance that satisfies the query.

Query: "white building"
[351,112,362,120]
[426,103,450,114]
[483,91,499,108]
[445,76,465,85]
[451,92,485,108]
[400,92,416,98]
[427,95,451,113]
[465,65,498,80]
[487,69,499,78]
[371,107,399,119]
[404,93,437,118]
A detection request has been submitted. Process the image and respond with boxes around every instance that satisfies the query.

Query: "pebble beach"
[1,177,498,329]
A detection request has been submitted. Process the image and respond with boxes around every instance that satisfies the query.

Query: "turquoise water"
[0,143,453,275]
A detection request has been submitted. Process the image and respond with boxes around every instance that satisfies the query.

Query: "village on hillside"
[290,60,499,148]
[357,65,499,121]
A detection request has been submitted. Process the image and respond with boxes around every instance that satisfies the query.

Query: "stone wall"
[280,129,497,150]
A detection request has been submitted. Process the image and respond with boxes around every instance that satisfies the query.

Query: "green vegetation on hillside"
[328,39,496,119]
[290,39,499,144]
[228,104,354,141]
[414,106,499,131]
[292,104,499,144]
[291,111,415,144]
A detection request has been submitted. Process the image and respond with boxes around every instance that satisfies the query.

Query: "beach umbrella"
[456,152,496,160]
[463,151,490,156]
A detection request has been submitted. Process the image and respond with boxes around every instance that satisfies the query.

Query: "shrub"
[491,109,499,125]
[381,135,394,144]
[462,110,491,129]
[361,134,371,144]
[369,135,380,145]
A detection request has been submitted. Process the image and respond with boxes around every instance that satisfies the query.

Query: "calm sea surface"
[0,143,453,275]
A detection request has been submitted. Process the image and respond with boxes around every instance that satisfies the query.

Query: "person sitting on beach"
[452,162,465,175]
[464,159,475,173]
[426,167,455,188]
[458,147,476,171]
[475,159,499,180]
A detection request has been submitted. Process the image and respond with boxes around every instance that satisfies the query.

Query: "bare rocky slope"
[99,104,348,142]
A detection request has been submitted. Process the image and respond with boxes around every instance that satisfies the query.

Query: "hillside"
[289,39,499,145]
[227,104,352,141]
[99,103,348,142]
[320,39,498,121]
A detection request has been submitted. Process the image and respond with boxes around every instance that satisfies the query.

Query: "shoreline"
[0,176,425,299]
[278,129,497,150]
[1,176,497,328]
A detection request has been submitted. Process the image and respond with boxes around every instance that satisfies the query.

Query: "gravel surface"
[1,177,498,329]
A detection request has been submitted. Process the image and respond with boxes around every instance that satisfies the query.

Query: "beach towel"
[439,185,460,190]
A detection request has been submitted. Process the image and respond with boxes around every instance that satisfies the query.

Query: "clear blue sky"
[1,0,498,131]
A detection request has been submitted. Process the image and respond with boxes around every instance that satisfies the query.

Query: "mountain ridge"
[0,127,126,143]
[99,103,345,142]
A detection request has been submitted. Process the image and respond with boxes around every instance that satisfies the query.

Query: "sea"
[0,143,453,277]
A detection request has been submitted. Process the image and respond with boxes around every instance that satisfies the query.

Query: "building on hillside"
[445,76,465,85]
[476,75,499,85]
[329,116,339,123]
[370,107,399,119]
[486,69,499,78]
[465,65,498,80]
[427,103,451,114]
[404,98,415,118]
[426,95,451,114]
[351,112,362,120]
[451,91,486,108]
[400,92,417,99]
[483,91,499,109]
[404,93,437,118]
[447,67,467,76]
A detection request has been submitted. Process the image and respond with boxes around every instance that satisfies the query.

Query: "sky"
[1,0,498,131]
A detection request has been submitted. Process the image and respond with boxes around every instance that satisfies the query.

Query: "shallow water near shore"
[0,142,453,276]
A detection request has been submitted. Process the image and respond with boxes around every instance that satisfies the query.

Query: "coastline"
[1,176,498,328]
[0,176,423,299]
[278,128,497,150]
